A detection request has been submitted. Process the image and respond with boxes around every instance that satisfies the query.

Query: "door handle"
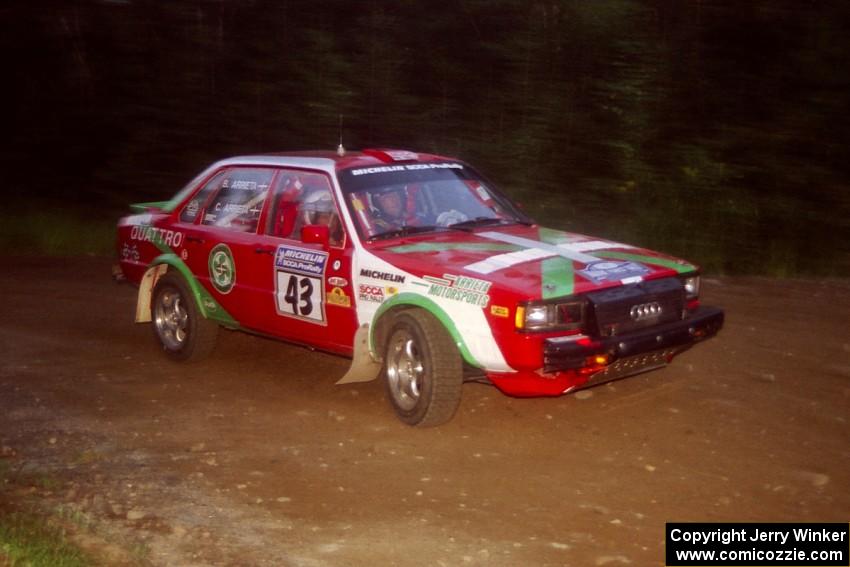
[254,246,275,255]
[186,235,205,244]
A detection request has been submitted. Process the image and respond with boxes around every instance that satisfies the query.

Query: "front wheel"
[152,272,218,362]
[383,309,463,426]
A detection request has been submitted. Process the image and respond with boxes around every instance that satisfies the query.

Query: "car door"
[242,168,358,355]
[176,166,275,331]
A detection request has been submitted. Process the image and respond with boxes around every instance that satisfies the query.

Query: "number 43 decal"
[275,271,325,323]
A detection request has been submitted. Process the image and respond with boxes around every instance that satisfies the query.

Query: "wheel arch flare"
[368,293,513,373]
[136,254,237,327]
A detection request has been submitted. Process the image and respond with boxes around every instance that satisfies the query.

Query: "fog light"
[585,354,610,368]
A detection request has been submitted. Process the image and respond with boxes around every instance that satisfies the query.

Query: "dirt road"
[1,257,848,566]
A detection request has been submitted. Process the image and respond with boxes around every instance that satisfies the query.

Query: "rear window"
[200,168,274,233]
[179,171,224,223]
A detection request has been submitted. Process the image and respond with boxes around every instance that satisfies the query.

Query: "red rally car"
[115,148,724,426]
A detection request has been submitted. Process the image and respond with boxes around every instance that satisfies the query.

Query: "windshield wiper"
[448,217,532,231]
[368,225,443,241]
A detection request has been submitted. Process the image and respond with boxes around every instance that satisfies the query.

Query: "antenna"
[337,114,345,156]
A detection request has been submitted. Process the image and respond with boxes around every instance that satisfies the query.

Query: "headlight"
[682,274,700,300]
[525,305,549,327]
[516,298,586,332]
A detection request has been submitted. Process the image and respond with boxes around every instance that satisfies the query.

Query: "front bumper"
[543,306,724,373]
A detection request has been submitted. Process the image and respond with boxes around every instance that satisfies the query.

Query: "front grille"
[586,277,684,337]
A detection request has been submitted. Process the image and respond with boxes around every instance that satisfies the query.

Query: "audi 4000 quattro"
[115,148,723,426]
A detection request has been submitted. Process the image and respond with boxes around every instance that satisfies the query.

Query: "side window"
[201,168,274,233]
[265,170,344,247]
[179,171,224,223]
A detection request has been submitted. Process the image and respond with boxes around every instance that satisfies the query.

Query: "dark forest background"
[3,0,849,275]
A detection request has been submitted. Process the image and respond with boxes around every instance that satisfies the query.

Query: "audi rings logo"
[630,302,662,321]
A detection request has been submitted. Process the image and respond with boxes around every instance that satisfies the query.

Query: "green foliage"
[3,0,849,274]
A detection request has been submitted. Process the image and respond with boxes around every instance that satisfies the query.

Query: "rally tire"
[151,272,219,362]
[383,309,463,427]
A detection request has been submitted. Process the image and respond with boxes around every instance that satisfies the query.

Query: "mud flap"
[136,264,168,323]
[337,324,381,384]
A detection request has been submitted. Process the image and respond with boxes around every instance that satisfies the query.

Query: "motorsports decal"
[274,245,329,324]
[208,244,236,294]
[423,274,491,307]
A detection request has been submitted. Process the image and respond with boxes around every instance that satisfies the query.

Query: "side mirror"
[301,224,330,250]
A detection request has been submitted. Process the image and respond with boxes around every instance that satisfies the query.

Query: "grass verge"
[0,210,115,257]
[0,505,95,567]
[0,461,147,567]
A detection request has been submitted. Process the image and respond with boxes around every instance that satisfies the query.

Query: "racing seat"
[269,176,303,238]
[272,202,298,238]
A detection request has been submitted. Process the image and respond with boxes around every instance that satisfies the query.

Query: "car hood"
[367,224,697,300]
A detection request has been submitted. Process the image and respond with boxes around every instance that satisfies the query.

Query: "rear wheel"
[152,272,218,362]
[383,309,463,426]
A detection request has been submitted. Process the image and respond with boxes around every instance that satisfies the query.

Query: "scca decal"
[358,284,385,303]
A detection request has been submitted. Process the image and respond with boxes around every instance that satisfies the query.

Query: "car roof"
[210,149,455,173]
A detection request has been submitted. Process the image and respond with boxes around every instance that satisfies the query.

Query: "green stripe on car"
[370,293,482,369]
[150,254,239,327]
[541,257,575,298]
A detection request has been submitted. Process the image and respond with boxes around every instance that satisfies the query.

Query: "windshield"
[338,161,531,241]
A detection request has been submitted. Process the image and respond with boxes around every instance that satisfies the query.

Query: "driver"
[371,186,407,230]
